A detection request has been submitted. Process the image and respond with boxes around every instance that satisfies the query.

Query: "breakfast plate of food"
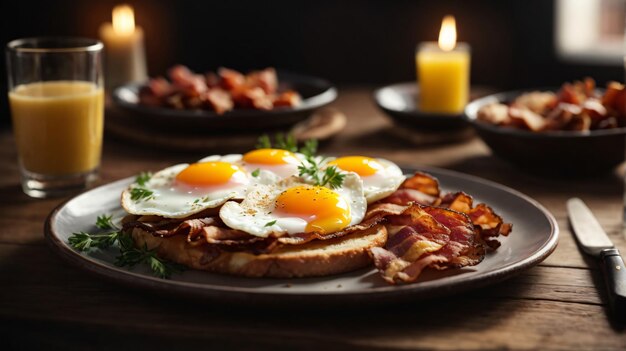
[45,137,558,304]
[112,66,337,131]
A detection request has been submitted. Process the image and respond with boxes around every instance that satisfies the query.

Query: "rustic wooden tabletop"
[1,88,625,350]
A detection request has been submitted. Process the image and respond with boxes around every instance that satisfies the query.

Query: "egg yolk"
[327,156,383,177]
[275,185,351,234]
[243,148,298,165]
[176,162,245,187]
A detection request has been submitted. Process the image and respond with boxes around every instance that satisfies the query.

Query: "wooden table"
[1,88,625,350]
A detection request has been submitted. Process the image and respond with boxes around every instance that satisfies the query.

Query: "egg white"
[326,157,405,203]
[219,173,367,237]
[122,163,255,219]
[198,153,303,179]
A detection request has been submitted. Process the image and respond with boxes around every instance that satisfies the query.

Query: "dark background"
[0,0,623,128]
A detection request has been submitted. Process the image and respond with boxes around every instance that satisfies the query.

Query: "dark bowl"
[373,82,468,130]
[464,90,626,176]
[112,71,337,132]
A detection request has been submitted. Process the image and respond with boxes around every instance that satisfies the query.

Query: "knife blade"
[567,198,614,256]
[567,198,626,321]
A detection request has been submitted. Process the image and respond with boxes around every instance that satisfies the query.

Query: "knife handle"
[600,249,626,320]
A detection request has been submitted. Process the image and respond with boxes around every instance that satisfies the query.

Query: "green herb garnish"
[68,231,120,251]
[298,157,345,189]
[67,214,182,279]
[299,139,318,158]
[264,220,277,227]
[255,134,343,188]
[114,234,183,279]
[255,133,316,155]
[135,172,152,187]
[130,187,154,201]
[95,214,116,230]
[320,165,346,189]
[274,133,298,152]
[256,134,272,149]
[251,169,260,177]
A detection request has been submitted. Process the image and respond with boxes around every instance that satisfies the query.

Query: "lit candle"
[416,16,470,114]
[99,4,147,90]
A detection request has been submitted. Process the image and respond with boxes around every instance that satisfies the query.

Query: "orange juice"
[9,81,104,175]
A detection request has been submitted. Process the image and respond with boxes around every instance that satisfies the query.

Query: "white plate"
[45,167,558,305]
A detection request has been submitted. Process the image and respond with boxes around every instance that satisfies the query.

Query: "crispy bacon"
[381,189,438,206]
[508,106,546,131]
[246,68,278,94]
[439,191,473,213]
[370,204,484,284]
[138,77,171,106]
[273,90,302,107]
[401,172,440,196]
[218,67,246,91]
[123,203,393,254]
[477,78,625,132]
[123,217,218,238]
[139,65,301,113]
[380,172,441,206]
[383,174,512,252]
[602,82,626,119]
[231,86,273,110]
[204,88,234,114]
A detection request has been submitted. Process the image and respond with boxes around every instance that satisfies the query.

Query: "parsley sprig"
[135,172,152,187]
[256,133,317,156]
[130,187,155,201]
[114,233,184,279]
[96,214,116,230]
[68,231,120,251]
[68,214,182,279]
[256,134,343,189]
[298,157,345,189]
[129,172,154,201]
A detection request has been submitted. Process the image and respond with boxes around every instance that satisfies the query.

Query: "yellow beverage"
[416,47,470,114]
[9,81,104,175]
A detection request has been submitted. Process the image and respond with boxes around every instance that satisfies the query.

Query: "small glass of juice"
[6,37,104,198]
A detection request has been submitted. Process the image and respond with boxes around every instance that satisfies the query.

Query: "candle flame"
[112,4,135,35]
[438,15,457,51]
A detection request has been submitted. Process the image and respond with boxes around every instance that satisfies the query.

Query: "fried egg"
[326,156,405,203]
[199,148,302,179]
[219,173,366,237]
[122,161,260,218]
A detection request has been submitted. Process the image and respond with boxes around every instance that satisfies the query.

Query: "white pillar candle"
[99,4,147,90]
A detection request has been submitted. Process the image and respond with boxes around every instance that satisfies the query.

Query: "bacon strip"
[440,192,512,250]
[123,217,218,238]
[381,173,513,251]
[122,205,393,254]
[370,204,484,284]
[381,172,441,206]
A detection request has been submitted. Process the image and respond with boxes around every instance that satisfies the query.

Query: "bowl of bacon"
[464,79,626,176]
[112,65,337,131]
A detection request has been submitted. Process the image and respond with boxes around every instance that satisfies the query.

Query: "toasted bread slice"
[131,224,387,278]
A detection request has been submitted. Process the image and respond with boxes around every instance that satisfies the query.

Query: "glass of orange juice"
[6,37,104,198]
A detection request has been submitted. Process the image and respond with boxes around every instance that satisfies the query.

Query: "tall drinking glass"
[6,37,104,198]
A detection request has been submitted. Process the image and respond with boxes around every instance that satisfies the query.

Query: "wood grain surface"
[1,88,625,350]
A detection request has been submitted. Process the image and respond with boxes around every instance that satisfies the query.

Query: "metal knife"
[567,198,626,320]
